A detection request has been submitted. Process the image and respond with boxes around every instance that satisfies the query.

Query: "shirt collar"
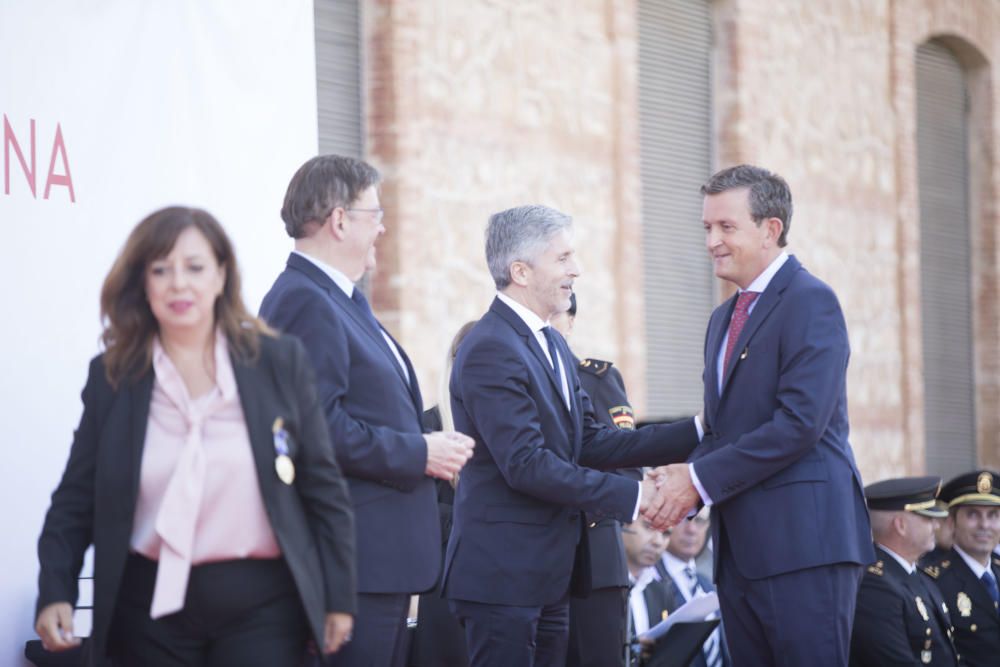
[152,329,237,403]
[743,251,789,294]
[661,551,696,580]
[954,544,992,577]
[876,543,916,574]
[497,291,548,334]
[293,249,355,297]
[630,565,659,594]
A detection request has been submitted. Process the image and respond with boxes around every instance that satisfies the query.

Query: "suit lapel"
[287,253,418,406]
[719,256,801,395]
[706,297,735,408]
[128,372,154,506]
[230,353,279,506]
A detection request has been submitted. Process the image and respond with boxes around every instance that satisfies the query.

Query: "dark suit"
[260,253,439,665]
[654,559,731,667]
[850,546,958,667]
[36,334,355,666]
[694,255,873,666]
[568,359,640,667]
[924,548,1000,667]
[443,297,700,666]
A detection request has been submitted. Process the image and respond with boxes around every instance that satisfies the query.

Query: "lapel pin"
[272,417,296,485]
[740,347,749,361]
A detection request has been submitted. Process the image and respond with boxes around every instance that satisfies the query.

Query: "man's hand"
[424,431,475,480]
[36,602,80,652]
[323,611,354,654]
[641,464,700,530]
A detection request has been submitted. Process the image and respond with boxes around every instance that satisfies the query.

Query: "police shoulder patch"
[579,358,612,377]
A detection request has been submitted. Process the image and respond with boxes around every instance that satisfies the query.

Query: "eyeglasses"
[345,207,385,224]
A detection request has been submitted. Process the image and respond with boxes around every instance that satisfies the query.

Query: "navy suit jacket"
[260,253,439,593]
[36,335,355,665]
[693,255,873,580]
[442,297,700,607]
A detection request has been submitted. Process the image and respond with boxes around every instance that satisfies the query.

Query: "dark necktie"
[723,291,760,374]
[981,571,1000,614]
[541,327,570,410]
[351,288,382,335]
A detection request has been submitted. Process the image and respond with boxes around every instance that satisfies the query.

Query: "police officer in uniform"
[849,476,958,666]
[552,294,641,667]
[923,470,1000,667]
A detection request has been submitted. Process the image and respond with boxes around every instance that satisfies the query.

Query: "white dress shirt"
[629,566,660,635]
[876,543,916,574]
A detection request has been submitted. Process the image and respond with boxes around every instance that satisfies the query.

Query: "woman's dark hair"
[99,206,272,386]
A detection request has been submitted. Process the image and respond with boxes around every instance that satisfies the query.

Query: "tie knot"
[735,290,760,313]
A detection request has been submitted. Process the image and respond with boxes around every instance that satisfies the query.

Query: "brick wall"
[363,0,1000,481]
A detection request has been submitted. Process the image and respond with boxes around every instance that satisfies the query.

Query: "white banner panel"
[0,2,318,662]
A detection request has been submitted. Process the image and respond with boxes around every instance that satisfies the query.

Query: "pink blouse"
[130,332,280,618]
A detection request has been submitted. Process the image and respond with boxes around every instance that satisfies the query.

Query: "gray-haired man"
[440,204,703,667]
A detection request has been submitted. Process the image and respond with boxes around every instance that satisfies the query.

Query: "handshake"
[639,464,702,531]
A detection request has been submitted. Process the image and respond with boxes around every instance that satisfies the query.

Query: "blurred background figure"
[622,516,672,664]
[35,207,356,666]
[553,293,642,667]
[850,476,956,667]
[922,470,1000,667]
[655,507,729,667]
[409,321,477,667]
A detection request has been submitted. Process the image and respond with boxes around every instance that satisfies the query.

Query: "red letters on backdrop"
[3,114,76,203]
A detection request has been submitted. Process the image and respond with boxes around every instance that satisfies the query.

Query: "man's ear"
[509,260,531,287]
[327,207,349,241]
[763,217,783,247]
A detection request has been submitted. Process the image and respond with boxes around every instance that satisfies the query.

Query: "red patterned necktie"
[723,291,760,375]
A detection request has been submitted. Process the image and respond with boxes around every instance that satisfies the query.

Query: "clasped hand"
[424,431,475,480]
[639,464,700,530]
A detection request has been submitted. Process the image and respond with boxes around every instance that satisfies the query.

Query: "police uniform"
[567,357,640,667]
[923,470,1000,667]
[849,476,958,667]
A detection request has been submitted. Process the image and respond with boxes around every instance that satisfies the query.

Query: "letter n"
[4,114,36,197]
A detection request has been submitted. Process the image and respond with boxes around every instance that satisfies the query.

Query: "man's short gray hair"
[485,205,573,290]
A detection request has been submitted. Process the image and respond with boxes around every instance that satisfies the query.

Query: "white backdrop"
[0,2,319,663]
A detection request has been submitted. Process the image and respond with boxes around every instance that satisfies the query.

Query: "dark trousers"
[566,587,628,667]
[717,554,863,667]
[323,593,409,667]
[449,594,570,667]
[108,554,308,667]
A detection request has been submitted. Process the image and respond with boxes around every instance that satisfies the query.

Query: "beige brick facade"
[361,0,1000,483]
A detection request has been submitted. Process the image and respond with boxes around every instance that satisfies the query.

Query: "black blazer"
[925,548,1000,667]
[442,297,699,607]
[259,253,440,593]
[850,546,958,667]
[36,334,356,664]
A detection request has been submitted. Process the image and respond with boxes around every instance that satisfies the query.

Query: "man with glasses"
[260,155,475,666]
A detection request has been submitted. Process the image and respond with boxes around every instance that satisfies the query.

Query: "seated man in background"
[656,508,729,667]
[923,470,1000,667]
[850,476,957,667]
[622,516,674,657]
